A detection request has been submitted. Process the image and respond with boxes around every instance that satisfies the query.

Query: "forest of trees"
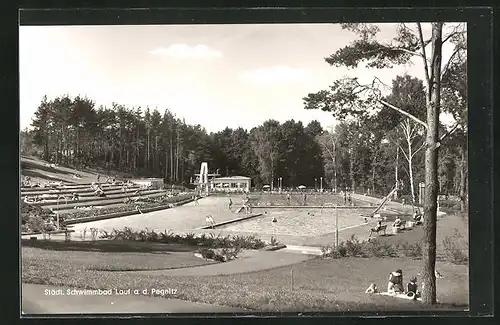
[21,70,465,203]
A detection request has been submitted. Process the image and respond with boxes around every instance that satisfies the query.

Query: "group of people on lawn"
[366,269,421,300]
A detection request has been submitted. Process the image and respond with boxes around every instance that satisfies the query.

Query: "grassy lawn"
[22,240,215,272]
[21,211,469,312]
[22,246,468,312]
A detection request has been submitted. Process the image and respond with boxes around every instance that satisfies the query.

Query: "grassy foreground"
[22,245,468,312]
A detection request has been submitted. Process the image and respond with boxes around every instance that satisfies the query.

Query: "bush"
[397,242,422,258]
[198,247,216,260]
[321,237,422,259]
[197,246,242,262]
[442,229,468,264]
[321,243,347,259]
[365,239,398,257]
[344,235,364,257]
[98,227,266,249]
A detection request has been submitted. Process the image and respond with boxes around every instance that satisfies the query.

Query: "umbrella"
[263,185,271,188]
[298,185,306,189]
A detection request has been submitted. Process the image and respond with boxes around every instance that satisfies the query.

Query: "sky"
[19,23,462,133]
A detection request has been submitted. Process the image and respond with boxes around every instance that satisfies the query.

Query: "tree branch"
[442,29,466,45]
[393,47,426,59]
[417,23,431,88]
[379,99,428,129]
[441,46,461,77]
[439,122,460,143]
[411,142,426,158]
[395,142,410,163]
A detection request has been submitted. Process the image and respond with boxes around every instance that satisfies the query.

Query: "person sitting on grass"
[406,276,420,299]
[387,269,404,294]
[71,193,80,201]
[374,220,383,232]
[393,216,403,228]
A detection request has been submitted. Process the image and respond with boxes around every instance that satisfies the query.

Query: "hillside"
[21,156,131,185]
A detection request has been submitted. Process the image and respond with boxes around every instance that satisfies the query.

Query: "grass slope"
[21,156,134,185]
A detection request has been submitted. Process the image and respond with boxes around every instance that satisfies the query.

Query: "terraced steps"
[31,190,167,209]
[21,183,130,193]
[46,193,171,211]
[22,187,144,199]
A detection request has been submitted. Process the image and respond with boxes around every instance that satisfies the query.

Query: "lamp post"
[315,178,317,191]
[335,194,339,247]
[278,177,282,192]
[320,177,323,193]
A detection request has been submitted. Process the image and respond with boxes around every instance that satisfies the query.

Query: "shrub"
[442,229,468,264]
[365,239,398,257]
[96,227,266,250]
[198,247,216,260]
[344,235,364,257]
[220,246,242,260]
[397,242,422,258]
[321,243,348,259]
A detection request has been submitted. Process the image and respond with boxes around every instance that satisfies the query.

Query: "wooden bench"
[369,224,387,236]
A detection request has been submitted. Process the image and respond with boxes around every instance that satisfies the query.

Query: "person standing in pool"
[228,198,233,211]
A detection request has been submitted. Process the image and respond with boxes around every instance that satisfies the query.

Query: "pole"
[320,177,323,192]
[335,196,339,247]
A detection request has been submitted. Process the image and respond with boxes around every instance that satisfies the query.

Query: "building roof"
[214,176,251,181]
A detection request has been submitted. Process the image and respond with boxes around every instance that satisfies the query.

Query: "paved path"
[130,249,313,276]
[22,283,245,314]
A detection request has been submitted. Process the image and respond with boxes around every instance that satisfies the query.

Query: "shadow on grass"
[21,239,198,253]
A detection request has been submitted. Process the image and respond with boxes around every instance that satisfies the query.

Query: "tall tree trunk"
[459,145,467,212]
[154,136,158,174]
[175,140,179,182]
[422,22,443,305]
[146,130,150,170]
[165,142,169,182]
[270,155,274,191]
[371,151,377,195]
[349,149,355,192]
[395,146,399,199]
[406,130,416,204]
